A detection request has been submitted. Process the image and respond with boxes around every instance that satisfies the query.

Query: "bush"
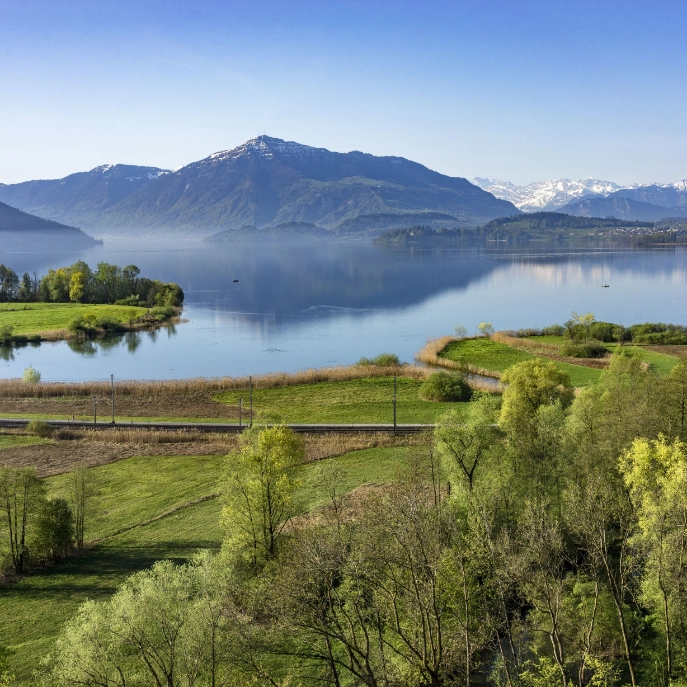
[356,353,401,367]
[26,420,53,437]
[114,295,140,306]
[515,328,542,338]
[560,340,609,358]
[150,306,177,322]
[0,325,13,345]
[541,324,565,337]
[589,321,617,342]
[22,365,41,383]
[419,372,472,402]
[68,313,99,335]
[97,318,125,333]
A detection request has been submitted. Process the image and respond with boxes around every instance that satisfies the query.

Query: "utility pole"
[92,395,100,427]
[110,374,115,425]
[238,397,243,428]
[249,376,253,427]
[393,374,397,433]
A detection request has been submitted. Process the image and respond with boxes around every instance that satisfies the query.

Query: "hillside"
[559,196,687,221]
[0,201,100,245]
[0,137,518,237]
[0,164,169,229]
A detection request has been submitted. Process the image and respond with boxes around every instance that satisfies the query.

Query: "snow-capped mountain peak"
[473,177,622,212]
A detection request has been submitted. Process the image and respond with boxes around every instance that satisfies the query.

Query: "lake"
[0,239,685,381]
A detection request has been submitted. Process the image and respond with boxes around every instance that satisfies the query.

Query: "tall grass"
[0,364,430,399]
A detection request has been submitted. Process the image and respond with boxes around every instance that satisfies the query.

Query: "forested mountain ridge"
[0,164,169,229]
[0,137,518,237]
[0,200,99,245]
[559,196,687,221]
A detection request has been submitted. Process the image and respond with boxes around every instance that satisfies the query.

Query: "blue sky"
[1,0,686,185]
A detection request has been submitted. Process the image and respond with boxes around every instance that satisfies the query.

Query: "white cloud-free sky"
[1,0,686,186]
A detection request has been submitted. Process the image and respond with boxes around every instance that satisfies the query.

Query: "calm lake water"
[0,239,685,381]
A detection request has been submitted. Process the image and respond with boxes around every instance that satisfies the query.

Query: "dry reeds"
[0,364,431,400]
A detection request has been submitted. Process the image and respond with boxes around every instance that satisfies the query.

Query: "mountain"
[605,181,687,208]
[473,177,687,214]
[0,137,518,237]
[472,177,621,212]
[558,196,687,221]
[0,200,100,246]
[0,164,169,229]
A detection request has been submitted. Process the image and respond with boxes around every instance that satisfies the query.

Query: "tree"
[69,271,86,303]
[620,436,687,683]
[477,322,494,337]
[0,467,45,574]
[36,497,74,562]
[17,272,34,301]
[22,365,41,384]
[222,425,304,565]
[0,265,19,302]
[454,324,468,339]
[499,359,573,444]
[434,394,501,491]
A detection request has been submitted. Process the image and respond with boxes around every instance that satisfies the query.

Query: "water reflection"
[0,239,685,380]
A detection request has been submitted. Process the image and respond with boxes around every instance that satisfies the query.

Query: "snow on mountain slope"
[472,178,621,212]
[473,177,687,212]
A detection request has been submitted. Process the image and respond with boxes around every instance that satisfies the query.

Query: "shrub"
[114,295,140,306]
[0,325,13,345]
[151,306,176,322]
[589,321,617,342]
[541,324,565,337]
[560,340,609,358]
[515,328,541,338]
[26,419,53,437]
[356,353,401,367]
[97,318,125,333]
[68,313,99,335]
[22,365,41,383]
[419,372,472,402]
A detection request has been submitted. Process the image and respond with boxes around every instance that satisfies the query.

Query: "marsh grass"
[0,364,429,399]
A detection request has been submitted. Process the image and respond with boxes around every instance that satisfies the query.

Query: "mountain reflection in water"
[0,238,685,380]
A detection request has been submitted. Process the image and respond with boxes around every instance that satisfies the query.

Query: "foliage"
[222,426,304,565]
[478,321,495,337]
[35,497,74,562]
[22,365,40,383]
[419,371,473,402]
[0,261,183,306]
[560,339,609,358]
[25,420,53,438]
[356,352,401,366]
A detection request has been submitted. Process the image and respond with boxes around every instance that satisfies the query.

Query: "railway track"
[0,417,432,434]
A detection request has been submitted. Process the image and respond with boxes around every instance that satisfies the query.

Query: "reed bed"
[0,364,431,400]
[415,337,503,381]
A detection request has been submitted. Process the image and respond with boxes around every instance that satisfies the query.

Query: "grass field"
[439,338,602,387]
[0,445,414,682]
[214,377,471,424]
[0,434,51,450]
[0,302,148,336]
[523,336,681,376]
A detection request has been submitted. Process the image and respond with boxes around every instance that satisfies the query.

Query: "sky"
[1,0,686,186]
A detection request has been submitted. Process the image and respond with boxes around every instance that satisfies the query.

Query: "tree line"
[28,351,687,685]
[0,261,183,307]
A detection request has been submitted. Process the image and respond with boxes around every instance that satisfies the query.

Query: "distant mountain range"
[0,200,100,246]
[473,177,687,220]
[0,137,518,238]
